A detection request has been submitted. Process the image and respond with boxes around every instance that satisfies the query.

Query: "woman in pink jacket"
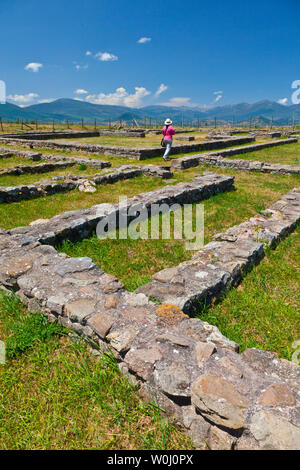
[162,118,175,161]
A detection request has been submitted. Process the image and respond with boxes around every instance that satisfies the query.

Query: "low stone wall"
[0,165,173,204]
[0,152,14,159]
[0,130,145,140]
[172,138,300,174]
[8,173,234,244]
[172,154,300,175]
[0,161,76,177]
[0,136,256,160]
[0,180,77,203]
[0,183,299,450]
[0,148,112,172]
[137,190,300,310]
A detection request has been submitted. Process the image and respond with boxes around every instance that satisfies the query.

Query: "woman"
[162,118,175,161]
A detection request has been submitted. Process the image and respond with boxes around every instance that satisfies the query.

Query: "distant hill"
[0,98,299,125]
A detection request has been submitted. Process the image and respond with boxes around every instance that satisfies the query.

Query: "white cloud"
[278,97,288,105]
[7,93,39,104]
[24,62,43,73]
[86,86,151,108]
[212,90,223,103]
[86,51,92,56]
[38,98,55,104]
[160,97,193,107]
[155,83,168,97]
[75,64,88,70]
[75,89,88,94]
[137,37,152,44]
[214,94,223,103]
[95,52,118,62]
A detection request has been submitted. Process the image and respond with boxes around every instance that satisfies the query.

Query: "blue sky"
[0,0,299,108]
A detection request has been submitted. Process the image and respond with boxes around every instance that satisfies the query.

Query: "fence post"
[0,117,3,132]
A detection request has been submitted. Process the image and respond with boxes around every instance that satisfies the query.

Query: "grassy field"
[0,156,45,170]
[56,133,209,147]
[0,164,112,187]
[0,291,192,450]
[0,137,299,450]
[231,141,300,165]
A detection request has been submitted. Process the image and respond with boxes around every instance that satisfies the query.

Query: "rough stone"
[106,327,139,353]
[258,383,296,407]
[191,375,249,429]
[104,296,119,309]
[87,311,116,339]
[64,299,96,323]
[250,411,300,450]
[125,347,162,380]
[154,361,191,397]
[194,341,216,364]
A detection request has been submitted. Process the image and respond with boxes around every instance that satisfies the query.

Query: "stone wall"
[0,130,145,140]
[0,161,76,177]
[9,173,234,244]
[0,181,299,450]
[0,165,173,204]
[172,154,300,175]
[0,136,256,160]
[0,148,112,172]
[172,138,300,174]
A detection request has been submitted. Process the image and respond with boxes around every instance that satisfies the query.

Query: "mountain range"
[0,98,299,125]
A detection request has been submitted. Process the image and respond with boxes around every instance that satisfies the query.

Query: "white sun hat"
[164,118,172,125]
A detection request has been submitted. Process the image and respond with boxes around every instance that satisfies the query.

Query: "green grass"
[0,164,111,187]
[0,291,193,450]
[231,141,300,165]
[0,156,44,170]
[198,226,300,359]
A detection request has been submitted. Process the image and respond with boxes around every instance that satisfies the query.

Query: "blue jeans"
[163,139,172,159]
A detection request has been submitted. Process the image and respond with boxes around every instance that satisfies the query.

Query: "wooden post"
[81,118,84,129]
[21,119,23,130]
[0,117,3,132]
[94,118,97,131]
[270,115,273,130]
[214,117,217,129]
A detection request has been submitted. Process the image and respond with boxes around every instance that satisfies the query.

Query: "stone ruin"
[0,172,299,450]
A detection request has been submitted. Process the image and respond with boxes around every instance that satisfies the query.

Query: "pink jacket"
[162,125,175,140]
